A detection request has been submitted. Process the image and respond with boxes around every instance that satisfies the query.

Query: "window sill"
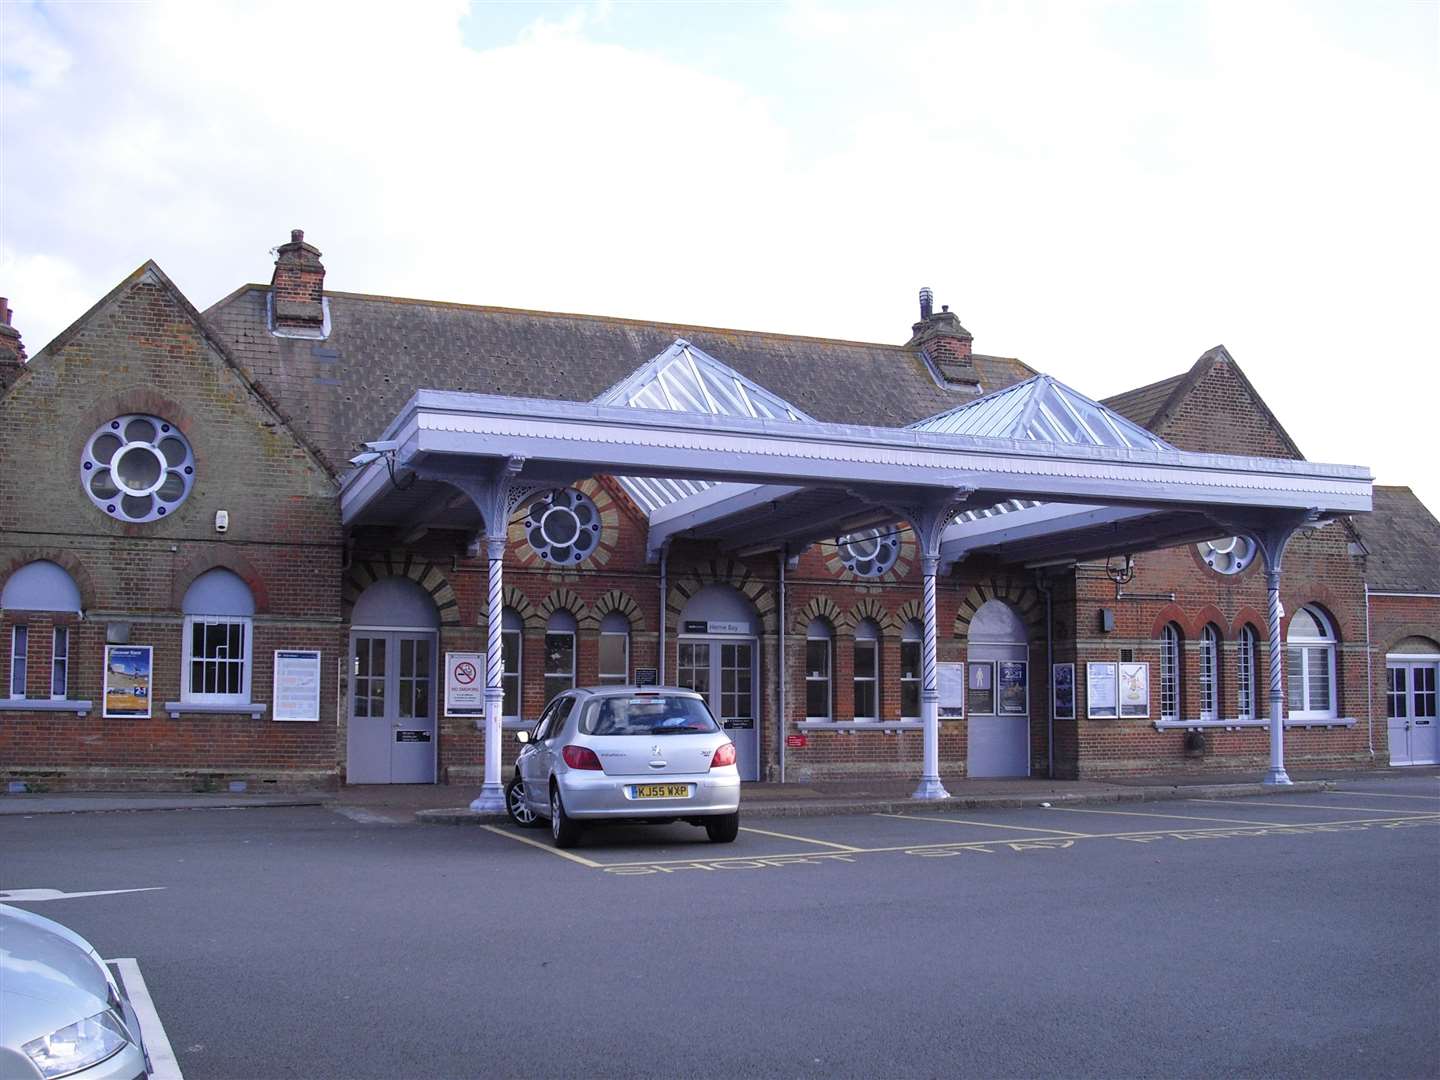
[797,721,923,732]
[1152,717,1356,732]
[164,701,267,719]
[500,720,530,731]
[0,698,93,716]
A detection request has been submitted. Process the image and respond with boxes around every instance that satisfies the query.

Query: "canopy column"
[896,490,974,801]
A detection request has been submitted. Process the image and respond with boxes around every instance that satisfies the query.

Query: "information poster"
[1052,663,1076,720]
[444,652,485,717]
[103,645,153,719]
[634,668,658,687]
[937,662,965,718]
[273,650,322,722]
[1086,662,1118,719]
[1119,662,1151,718]
[997,662,1029,715]
[969,661,995,715]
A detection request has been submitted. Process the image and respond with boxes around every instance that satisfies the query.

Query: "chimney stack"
[907,287,978,388]
[0,297,27,392]
[270,229,326,333]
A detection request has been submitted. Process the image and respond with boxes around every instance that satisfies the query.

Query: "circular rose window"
[81,415,195,522]
[836,527,900,578]
[1197,535,1257,575]
[523,487,601,565]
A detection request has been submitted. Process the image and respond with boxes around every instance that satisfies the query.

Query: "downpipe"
[778,551,787,784]
[1035,570,1055,779]
[1364,582,1375,761]
[658,542,669,685]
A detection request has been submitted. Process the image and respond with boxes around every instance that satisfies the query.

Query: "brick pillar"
[906,288,978,389]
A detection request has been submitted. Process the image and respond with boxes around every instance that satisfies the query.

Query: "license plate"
[633,784,691,799]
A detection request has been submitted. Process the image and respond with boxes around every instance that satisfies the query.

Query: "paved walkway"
[7,767,1432,821]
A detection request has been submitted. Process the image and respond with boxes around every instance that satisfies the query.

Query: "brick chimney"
[270,229,326,332]
[0,297,27,392]
[907,287,979,388]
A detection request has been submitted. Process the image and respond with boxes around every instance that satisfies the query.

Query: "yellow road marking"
[1043,806,1285,826]
[738,826,862,851]
[874,812,1093,837]
[1188,798,1423,815]
[1321,790,1440,802]
[480,825,604,867]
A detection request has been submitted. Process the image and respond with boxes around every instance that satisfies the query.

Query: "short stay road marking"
[738,825,862,851]
[479,825,604,867]
[1042,806,1290,827]
[109,958,183,1080]
[1188,798,1425,815]
[874,813,1093,837]
[1326,790,1440,801]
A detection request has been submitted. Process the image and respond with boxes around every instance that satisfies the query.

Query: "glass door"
[677,638,758,781]
[347,631,437,783]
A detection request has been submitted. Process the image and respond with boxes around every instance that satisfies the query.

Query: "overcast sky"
[3,0,1436,509]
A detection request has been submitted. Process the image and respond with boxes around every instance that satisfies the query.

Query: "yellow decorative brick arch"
[665,557,777,635]
[343,550,461,626]
[537,586,590,628]
[478,585,540,631]
[591,589,647,632]
[954,574,1045,642]
[792,596,846,635]
[847,597,895,634]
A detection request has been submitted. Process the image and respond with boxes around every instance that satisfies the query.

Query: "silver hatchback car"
[505,686,741,848]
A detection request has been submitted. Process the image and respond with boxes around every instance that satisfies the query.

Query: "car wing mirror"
[516,730,530,744]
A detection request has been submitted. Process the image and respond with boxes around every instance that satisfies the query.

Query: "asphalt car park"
[1,775,1436,1079]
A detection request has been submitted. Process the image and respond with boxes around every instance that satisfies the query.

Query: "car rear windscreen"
[582,696,720,736]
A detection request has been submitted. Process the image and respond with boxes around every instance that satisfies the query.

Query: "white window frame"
[900,621,921,720]
[181,615,253,705]
[805,622,832,721]
[543,614,577,706]
[1160,623,1181,722]
[10,625,28,699]
[853,622,879,721]
[598,614,630,687]
[1286,606,1338,720]
[51,626,69,700]
[1236,626,1258,720]
[502,611,522,721]
[1199,625,1220,721]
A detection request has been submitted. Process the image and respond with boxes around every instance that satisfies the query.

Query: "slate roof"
[1102,372,1186,430]
[1351,486,1440,593]
[204,286,1036,475]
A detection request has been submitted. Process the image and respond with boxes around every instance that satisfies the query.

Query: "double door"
[1387,661,1438,766]
[677,638,758,781]
[347,631,437,783]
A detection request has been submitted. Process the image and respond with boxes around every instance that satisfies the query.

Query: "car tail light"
[710,742,737,769]
[562,744,603,770]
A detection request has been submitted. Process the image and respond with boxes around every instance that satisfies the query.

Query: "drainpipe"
[778,551,787,784]
[1035,570,1055,779]
[1364,583,1375,761]
[658,542,669,685]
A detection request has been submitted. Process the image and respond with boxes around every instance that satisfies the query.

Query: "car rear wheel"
[551,784,583,849]
[506,776,541,828]
[704,812,739,843]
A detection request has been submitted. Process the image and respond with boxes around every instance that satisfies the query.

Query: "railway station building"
[1,230,1436,799]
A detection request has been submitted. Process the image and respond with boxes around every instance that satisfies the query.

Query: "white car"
[0,904,149,1079]
[505,686,741,848]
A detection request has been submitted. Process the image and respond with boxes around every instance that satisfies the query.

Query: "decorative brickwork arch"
[1231,607,1268,642]
[1150,602,1192,641]
[0,549,99,612]
[895,599,923,629]
[793,596,846,635]
[1383,627,1440,654]
[538,587,590,628]
[172,549,271,614]
[666,557,777,635]
[591,589,646,632]
[954,575,1044,642]
[343,550,461,626]
[477,585,540,631]
[1194,604,1229,641]
[846,597,895,634]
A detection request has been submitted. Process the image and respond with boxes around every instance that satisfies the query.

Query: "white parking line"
[1188,798,1423,815]
[109,957,184,1080]
[875,813,1093,837]
[1328,790,1440,801]
[739,825,862,851]
[1043,806,1283,826]
[479,825,604,867]
[0,887,165,902]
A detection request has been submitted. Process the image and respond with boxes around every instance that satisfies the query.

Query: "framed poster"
[444,652,485,717]
[1052,663,1076,720]
[103,645,153,719]
[1119,662,1151,718]
[997,661,1028,715]
[1086,661,1118,719]
[937,661,965,718]
[968,661,995,715]
[273,650,322,722]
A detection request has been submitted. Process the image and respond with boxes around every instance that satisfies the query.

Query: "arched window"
[1160,623,1182,722]
[544,610,578,705]
[1199,625,1222,721]
[182,569,256,704]
[1287,606,1337,719]
[3,561,83,700]
[853,619,880,721]
[598,611,630,686]
[501,609,523,720]
[805,618,832,720]
[1237,625,1260,720]
[900,619,922,719]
